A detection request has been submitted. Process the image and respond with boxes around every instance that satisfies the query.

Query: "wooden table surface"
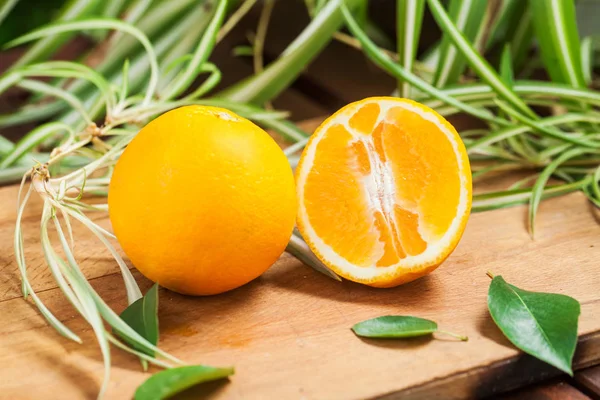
[1,118,600,399]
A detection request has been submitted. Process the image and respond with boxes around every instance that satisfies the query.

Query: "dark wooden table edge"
[369,331,600,400]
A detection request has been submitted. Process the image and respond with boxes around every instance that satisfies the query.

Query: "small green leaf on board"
[352,315,468,341]
[134,365,234,400]
[487,274,580,375]
[115,283,159,357]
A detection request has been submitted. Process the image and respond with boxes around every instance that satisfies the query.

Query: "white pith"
[296,99,470,280]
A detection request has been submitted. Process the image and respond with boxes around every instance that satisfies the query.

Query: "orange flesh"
[303,103,462,268]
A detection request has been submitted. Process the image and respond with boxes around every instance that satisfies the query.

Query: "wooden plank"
[0,172,599,399]
[495,380,591,400]
[575,366,600,398]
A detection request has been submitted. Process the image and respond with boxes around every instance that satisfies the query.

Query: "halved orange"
[295,97,472,287]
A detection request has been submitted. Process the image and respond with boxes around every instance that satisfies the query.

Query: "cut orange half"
[295,97,472,287]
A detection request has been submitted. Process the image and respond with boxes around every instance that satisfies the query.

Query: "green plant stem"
[341,5,507,126]
[427,0,536,119]
[9,0,101,69]
[218,0,365,104]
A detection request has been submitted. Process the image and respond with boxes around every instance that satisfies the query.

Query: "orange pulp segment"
[295,97,472,287]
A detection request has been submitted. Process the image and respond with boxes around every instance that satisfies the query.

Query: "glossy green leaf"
[134,365,234,400]
[488,275,580,375]
[353,316,437,338]
[352,316,467,340]
[396,0,425,96]
[116,284,159,356]
[529,0,585,87]
[433,0,488,87]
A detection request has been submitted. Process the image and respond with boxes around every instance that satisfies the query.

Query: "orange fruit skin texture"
[296,97,472,288]
[109,106,296,295]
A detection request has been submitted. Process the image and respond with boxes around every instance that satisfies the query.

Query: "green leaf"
[341,5,507,127]
[134,365,234,400]
[504,6,533,73]
[116,283,159,357]
[433,0,488,87]
[485,0,522,50]
[472,176,593,212]
[499,45,514,87]
[529,0,585,87]
[5,18,159,105]
[0,134,14,157]
[8,0,101,69]
[352,316,467,340]
[494,100,600,149]
[581,36,593,86]
[160,0,228,100]
[219,0,365,104]
[426,0,536,119]
[485,0,533,71]
[0,122,73,168]
[233,45,253,57]
[487,275,580,375]
[396,0,425,96]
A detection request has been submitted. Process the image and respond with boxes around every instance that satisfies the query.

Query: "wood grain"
[575,366,600,398]
[495,380,591,400]
[1,177,599,399]
[1,119,600,400]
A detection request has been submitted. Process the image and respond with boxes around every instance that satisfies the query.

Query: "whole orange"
[108,106,296,295]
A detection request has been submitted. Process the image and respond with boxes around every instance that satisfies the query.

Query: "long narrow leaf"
[581,36,593,86]
[219,0,365,104]
[433,0,487,87]
[505,6,533,73]
[473,176,592,212]
[529,0,585,87]
[496,100,600,148]
[467,113,600,151]
[0,0,19,26]
[0,134,14,157]
[427,0,536,118]
[341,5,507,126]
[52,213,112,398]
[396,0,425,96]
[0,122,73,168]
[5,18,160,105]
[9,0,100,69]
[17,79,92,125]
[161,0,228,100]
[420,81,600,109]
[486,0,520,49]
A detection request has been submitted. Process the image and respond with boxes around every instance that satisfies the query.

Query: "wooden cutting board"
[1,120,599,400]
